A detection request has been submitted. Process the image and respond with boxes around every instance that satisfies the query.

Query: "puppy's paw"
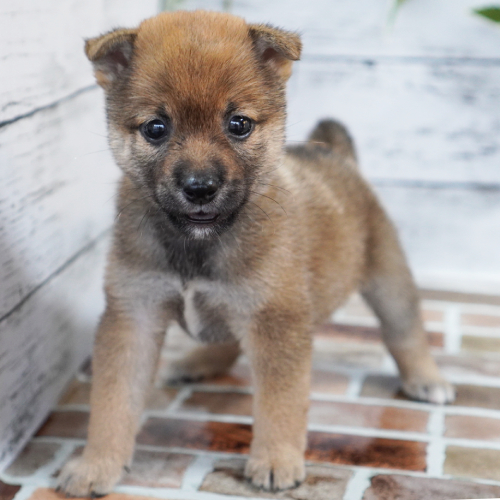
[56,455,125,498]
[402,377,455,404]
[244,449,305,491]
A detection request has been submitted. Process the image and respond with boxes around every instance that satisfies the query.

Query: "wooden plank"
[176,0,500,59]
[0,88,119,319]
[374,184,500,293]
[0,235,108,470]
[286,59,500,185]
[0,0,158,123]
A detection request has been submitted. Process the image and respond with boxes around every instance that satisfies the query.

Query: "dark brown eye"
[141,119,169,143]
[228,115,252,138]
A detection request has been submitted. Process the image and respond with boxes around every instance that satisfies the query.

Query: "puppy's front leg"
[244,307,312,491]
[57,301,168,497]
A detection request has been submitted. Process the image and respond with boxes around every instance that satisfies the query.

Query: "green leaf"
[474,6,500,23]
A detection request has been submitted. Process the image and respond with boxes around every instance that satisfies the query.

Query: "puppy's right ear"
[85,28,138,89]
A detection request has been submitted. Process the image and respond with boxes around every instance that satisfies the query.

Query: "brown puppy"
[57,10,454,496]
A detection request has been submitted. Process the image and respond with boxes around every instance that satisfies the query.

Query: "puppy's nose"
[182,176,219,204]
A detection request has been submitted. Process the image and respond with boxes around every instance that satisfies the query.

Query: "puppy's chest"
[171,281,246,343]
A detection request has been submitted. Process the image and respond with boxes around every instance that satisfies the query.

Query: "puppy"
[57,10,454,496]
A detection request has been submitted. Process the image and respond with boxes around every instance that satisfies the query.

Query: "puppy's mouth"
[186,211,219,225]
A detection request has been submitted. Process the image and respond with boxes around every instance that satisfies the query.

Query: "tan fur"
[57,10,454,496]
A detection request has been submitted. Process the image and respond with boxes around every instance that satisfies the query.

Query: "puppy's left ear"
[85,28,138,90]
[248,24,302,81]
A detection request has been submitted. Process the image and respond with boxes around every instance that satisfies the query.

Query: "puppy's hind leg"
[361,206,455,404]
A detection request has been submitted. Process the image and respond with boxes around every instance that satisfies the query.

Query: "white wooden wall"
[179,0,500,294]
[0,0,158,471]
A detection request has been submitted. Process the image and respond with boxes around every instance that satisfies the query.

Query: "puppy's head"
[86,11,301,238]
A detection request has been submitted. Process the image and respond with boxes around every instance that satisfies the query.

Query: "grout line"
[180,454,215,491]
[173,384,253,395]
[11,485,40,500]
[426,407,446,476]
[345,373,365,399]
[460,326,500,338]
[422,300,500,313]
[165,387,193,415]
[342,468,373,500]
[307,424,429,442]
[113,483,263,500]
[444,305,462,354]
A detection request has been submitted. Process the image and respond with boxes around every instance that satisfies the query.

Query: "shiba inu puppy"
[57,10,454,496]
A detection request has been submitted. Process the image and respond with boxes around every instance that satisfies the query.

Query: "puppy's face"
[86,11,301,238]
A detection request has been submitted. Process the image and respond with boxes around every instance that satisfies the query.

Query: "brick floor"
[2,292,500,500]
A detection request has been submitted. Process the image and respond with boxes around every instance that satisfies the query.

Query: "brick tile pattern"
[363,475,500,500]
[3,292,500,500]
[200,459,352,499]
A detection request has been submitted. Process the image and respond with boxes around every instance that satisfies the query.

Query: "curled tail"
[308,119,357,162]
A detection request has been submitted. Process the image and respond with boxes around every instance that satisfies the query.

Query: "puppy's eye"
[140,119,169,143]
[228,116,253,138]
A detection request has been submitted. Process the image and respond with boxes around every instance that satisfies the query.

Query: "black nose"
[182,176,219,204]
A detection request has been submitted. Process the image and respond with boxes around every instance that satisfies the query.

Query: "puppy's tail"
[308,119,357,162]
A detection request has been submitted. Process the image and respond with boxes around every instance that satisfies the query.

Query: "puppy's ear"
[84,28,138,89]
[248,24,302,81]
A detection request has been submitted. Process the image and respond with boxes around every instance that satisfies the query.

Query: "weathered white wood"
[286,60,500,184]
[374,185,500,294]
[177,0,500,59]
[0,0,158,123]
[0,87,119,320]
[0,235,108,470]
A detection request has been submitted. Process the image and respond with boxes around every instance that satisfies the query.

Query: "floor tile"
[444,446,500,481]
[309,401,428,432]
[361,376,500,411]
[200,458,352,499]
[363,474,500,500]
[58,380,177,411]
[122,449,193,488]
[36,411,88,439]
[445,415,500,441]
[58,380,90,406]
[312,339,385,370]
[437,354,500,378]
[5,442,60,477]
[419,289,500,306]
[138,418,426,470]
[462,313,500,328]
[200,363,252,387]
[316,324,443,348]
[422,309,444,323]
[306,432,426,471]
[179,391,252,416]
[454,385,500,410]
[310,370,349,395]
[24,488,190,500]
[137,418,252,453]
[0,481,21,500]
[360,375,405,400]
[462,335,500,353]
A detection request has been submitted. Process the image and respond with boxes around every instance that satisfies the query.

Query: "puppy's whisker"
[249,190,287,217]
[248,200,275,230]
[256,182,291,195]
